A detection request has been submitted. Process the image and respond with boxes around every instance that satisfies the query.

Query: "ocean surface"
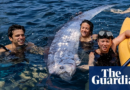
[0,0,130,90]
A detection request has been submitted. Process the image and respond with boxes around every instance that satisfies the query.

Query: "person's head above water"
[0,24,45,56]
[8,24,25,38]
[8,24,26,47]
[80,20,93,37]
[97,30,114,53]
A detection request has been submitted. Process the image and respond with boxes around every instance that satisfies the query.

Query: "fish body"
[47,5,115,81]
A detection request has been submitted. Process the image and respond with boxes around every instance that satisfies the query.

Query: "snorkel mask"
[97,30,114,39]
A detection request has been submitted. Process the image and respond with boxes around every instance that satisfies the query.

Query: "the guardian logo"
[91,68,130,85]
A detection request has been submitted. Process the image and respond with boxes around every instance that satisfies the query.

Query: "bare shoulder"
[5,44,12,50]
[92,34,98,40]
[0,48,6,53]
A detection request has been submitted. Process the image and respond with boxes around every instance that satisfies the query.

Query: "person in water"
[78,20,98,66]
[75,20,98,90]
[110,7,130,14]
[93,30,120,66]
[0,24,47,58]
[79,30,130,70]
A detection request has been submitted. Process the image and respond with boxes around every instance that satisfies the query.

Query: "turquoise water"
[0,0,130,90]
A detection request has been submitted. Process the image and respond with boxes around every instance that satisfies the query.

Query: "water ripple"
[0,0,130,89]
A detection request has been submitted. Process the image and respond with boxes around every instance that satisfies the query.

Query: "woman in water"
[74,20,97,90]
[78,20,97,67]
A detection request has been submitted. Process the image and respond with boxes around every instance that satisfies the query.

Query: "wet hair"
[97,30,114,40]
[8,24,25,37]
[80,20,93,35]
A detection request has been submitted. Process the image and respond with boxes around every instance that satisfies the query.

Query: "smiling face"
[9,29,25,47]
[80,22,91,37]
[98,38,112,53]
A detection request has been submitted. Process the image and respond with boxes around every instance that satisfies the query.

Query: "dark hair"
[80,20,93,35]
[8,24,25,37]
[97,30,114,40]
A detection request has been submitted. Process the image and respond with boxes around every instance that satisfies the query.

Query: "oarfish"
[47,5,115,81]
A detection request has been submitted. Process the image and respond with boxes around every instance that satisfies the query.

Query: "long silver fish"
[47,5,115,81]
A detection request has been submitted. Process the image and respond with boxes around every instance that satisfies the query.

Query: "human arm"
[26,42,49,55]
[110,7,130,14]
[0,48,6,53]
[120,8,130,14]
[78,52,94,71]
[112,30,130,53]
[92,34,98,40]
[88,52,95,66]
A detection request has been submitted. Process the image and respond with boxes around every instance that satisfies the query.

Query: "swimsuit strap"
[0,44,11,52]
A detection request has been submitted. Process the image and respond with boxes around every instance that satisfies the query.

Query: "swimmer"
[78,20,97,67]
[77,20,98,90]
[0,24,48,58]
[79,30,130,70]
[110,7,130,14]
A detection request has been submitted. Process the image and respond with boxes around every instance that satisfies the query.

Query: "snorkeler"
[0,24,47,58]
[110,7,130,14]
[79,30,130,70]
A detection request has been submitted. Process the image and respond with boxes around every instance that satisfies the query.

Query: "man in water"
[0,24,46,58]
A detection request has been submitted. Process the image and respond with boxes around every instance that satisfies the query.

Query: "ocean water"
[0,0,130,90]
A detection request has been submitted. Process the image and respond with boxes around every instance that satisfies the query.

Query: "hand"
[26,42,35,50]
[78,65,89,71]
[27,42,34,47]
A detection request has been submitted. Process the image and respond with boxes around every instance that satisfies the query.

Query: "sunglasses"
[98,30,114,39]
